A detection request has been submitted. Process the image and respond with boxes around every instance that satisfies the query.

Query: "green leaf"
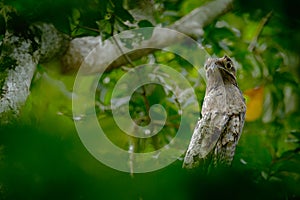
[96,19,112,35]
[114,4,134,23]
[138,20,153,28]
[276,159,300,175]
[290,130,300,141]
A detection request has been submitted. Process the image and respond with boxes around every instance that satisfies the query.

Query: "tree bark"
[0,23,69,123]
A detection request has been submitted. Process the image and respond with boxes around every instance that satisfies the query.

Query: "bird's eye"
[226,62,232,69]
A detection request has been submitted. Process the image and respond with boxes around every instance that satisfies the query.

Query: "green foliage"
[0,0,300,199]
[96,54,197,153]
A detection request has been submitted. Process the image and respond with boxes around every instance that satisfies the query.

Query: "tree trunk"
[0,23,69,123]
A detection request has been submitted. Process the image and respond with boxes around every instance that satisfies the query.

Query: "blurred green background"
[0,0,300,199]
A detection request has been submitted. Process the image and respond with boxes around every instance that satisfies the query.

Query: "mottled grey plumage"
[183,55,246,169]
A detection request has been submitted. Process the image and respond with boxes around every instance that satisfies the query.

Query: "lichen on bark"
[0,23,70,123]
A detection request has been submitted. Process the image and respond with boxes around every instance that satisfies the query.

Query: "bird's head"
[204,55,237,85]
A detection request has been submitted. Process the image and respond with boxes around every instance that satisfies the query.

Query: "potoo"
[183,55,246,169]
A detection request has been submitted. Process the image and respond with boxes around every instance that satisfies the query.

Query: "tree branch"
[171,0,233,37]
[0,0,232,122]
[61,0,233,74]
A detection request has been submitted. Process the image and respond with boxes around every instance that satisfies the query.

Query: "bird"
[183,55,246,169]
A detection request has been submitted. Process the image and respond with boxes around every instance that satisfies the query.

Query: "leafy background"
[0,0,300,199]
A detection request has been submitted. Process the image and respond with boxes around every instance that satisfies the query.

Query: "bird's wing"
[212,85,246,165]
[224,84,246,141]
[183,112,229,168]
[213,113,242,166]
[183,85,229,169]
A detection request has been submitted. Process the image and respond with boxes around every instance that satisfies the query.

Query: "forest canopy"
[0,0,299,199]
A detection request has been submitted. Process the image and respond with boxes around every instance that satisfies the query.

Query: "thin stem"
[77,24,100,33]
[248,11,273,52]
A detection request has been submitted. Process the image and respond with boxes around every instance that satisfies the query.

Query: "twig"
[77,24,100,33]
[248,11,273,52]
[111,35,151,121]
